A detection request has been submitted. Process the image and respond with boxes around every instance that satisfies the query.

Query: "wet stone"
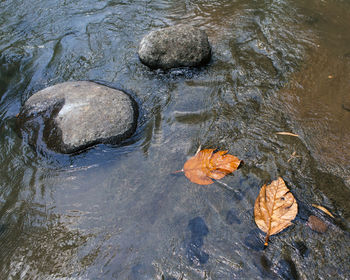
[138,24,211,70]
[19,81,138,154]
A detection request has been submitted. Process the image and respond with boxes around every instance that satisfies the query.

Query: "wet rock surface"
[19,81,137,153]
[138,24,211,70]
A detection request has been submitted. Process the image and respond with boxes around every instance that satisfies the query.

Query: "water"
[0,0,349,279]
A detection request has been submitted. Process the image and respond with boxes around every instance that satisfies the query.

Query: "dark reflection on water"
[0,0,350,279]
[186,217,209,266]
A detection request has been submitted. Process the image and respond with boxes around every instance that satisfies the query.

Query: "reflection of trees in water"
[165,0,313,98]
[280,48,350,184]
[278,0,350,185]
[165,0,308,43]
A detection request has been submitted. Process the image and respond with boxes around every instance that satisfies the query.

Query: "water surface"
[0,0,349,279]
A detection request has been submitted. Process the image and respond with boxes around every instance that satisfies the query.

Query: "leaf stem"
[171,169,184,174]
[264,234,269,247]
[215,180,241,195]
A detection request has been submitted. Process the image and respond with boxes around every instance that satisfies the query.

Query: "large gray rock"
[138,24,211,70]
[19,81,138,154]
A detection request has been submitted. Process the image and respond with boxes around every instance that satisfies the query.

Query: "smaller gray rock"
[19,81,137,154]
[138,24,211,70]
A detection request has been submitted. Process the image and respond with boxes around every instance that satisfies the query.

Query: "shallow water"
[0,0,349,279]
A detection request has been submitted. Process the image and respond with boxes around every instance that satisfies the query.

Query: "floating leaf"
[254,177,298,246]
[308,215,328,233]
[276,132,299,137]
[311,204,335,218]
[183,149,241,185]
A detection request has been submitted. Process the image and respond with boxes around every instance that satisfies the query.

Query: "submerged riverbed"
[0,0,349,279]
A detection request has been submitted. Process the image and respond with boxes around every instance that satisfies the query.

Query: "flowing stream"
[0,0,349,279]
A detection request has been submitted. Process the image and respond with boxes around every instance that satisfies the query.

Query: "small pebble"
[308,215,328,233]
[292,241,309,258]
[342,101,350,112]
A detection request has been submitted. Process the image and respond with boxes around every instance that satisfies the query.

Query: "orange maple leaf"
[183,149,241,185]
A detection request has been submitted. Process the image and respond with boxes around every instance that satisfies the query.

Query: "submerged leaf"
[311,204,335,218]
[183,149,241,185]
[276,132,299,137]
[254,177,298,246]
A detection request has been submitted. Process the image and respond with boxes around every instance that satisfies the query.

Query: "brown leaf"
[308,215,328,233]
[183,149,241,185]
[311,204,335,218]
[254,177,298,246]
[276,132,299,137]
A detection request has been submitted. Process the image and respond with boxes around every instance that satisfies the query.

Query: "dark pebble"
[275,259,299,280]
[186,217,209,265]
[188,217,209,237]
[292,241,310,258]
